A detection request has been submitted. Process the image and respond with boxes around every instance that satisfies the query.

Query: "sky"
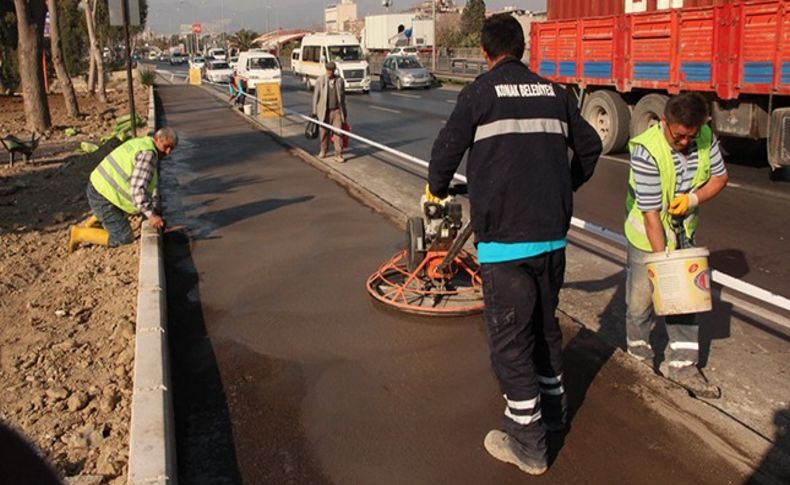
[146,0,547,35]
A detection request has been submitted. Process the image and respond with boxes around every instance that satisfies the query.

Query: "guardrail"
[165,70,790,318]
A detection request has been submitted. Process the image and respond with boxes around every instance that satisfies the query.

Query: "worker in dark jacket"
[427,14,602,475]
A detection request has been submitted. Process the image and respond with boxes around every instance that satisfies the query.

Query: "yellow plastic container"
[644,247,712,316]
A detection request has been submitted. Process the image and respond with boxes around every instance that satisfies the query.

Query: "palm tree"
[229,29,259,52]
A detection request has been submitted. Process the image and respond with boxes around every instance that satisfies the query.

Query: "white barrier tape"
[201,77,790,313]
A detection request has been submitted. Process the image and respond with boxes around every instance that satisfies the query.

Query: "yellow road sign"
[189,68,202,85]
[256,83,283,118]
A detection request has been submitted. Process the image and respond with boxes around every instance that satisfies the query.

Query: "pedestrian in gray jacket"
[312,62,348,162]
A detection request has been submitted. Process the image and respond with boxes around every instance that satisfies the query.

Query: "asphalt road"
[153,61,790,298]
[155,82,757,483]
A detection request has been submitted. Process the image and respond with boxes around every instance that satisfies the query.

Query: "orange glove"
[668,193,699,216]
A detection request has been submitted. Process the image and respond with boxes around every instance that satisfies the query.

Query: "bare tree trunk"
[87,52,96,94]
[83,0,106,102]
[14,0,52,134]
[47,0,79,118]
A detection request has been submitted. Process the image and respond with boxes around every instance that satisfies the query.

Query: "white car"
[189,56,206,70]
[204,60,234,83]
[228,55,239,69]
[389,46,419,57]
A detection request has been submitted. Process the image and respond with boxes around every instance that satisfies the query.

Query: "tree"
[13,0,52,133]
[460,0,486,47]
[0,3,19,93]
[82,0,106,102]
[229,29,259,52]
[47,0,80,118]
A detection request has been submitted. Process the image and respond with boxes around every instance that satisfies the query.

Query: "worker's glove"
[667,193,699,216]
[423,184,450,206]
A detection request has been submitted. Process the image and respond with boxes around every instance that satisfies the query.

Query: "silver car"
[380,55,432,90]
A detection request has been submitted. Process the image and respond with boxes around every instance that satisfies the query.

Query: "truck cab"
[296,32,371,94]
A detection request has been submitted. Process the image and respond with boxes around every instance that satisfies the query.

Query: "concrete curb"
[127,86,177,484]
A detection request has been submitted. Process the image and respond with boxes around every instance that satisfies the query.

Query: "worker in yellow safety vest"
[68,127,178,252]
[624,92,728,399]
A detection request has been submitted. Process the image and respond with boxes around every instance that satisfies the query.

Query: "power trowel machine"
[366,185,484,316]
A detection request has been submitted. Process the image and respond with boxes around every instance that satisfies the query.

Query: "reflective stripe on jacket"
[624,124,712,251]
[89,137,158,214]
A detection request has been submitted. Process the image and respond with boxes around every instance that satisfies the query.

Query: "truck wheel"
[631,94,668,138]
[406,217,426,274]
[582,90,630,154]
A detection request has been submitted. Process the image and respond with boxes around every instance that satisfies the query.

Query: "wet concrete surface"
[158,84,750,483]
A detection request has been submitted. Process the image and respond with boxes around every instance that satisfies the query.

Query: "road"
[155,83,762,483]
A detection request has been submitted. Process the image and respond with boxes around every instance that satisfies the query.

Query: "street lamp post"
[432,0,437,72]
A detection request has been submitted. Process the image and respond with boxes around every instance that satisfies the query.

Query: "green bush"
[139,68,156,87]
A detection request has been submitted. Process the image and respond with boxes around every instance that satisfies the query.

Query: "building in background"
[325,0,359,33]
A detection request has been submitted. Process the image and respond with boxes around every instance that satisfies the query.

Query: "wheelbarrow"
[0,134,39,168]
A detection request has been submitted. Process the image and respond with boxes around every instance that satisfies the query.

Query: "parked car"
[158,52,169,62]
[380,55,432,90]
[147,51,158,60]
[189,56,206,70]
[389,46,419,57]
[236,51,281,91]
[228,55,239,69]
[169,52,187,65]
[290,48,301,73]
[204,60,234,83]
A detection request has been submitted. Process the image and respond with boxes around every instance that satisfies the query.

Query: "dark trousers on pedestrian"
[319,108,343,156]
[86,183,134,247]
[481,249,567,459]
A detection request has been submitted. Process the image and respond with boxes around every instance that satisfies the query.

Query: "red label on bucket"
[689,263,699,273]
[694,270,710,291]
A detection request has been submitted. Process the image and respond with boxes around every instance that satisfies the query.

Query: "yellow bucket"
[644,247,712,316]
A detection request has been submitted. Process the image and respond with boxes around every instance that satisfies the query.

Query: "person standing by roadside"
[426,14,601,475]
[68,127,178,252]
[625,92,728,398]
[312,61,348,163]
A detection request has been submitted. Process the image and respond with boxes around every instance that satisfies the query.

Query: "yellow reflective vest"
[90,137,158,214]
[624,124,712,251]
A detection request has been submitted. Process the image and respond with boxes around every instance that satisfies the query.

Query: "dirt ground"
[0,87,149,484]
[0,80,149,144]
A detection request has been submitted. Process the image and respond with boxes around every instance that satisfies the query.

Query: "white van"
[296,32,371,93]
[236,51,282,92]
[207,48,227,61]
[291,48,301,74]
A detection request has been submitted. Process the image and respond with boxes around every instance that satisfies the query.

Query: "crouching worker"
[68,127,178,252]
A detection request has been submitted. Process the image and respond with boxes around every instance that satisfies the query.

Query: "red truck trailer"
[530,0,790,174]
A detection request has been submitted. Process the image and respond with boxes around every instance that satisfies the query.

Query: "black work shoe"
[484,430,548,475]
[668,365,721,399]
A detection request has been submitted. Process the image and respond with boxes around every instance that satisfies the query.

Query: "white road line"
[446,99,457,104]
[370,105,402,114]
[391,93,421,99]
[728,182,743,188]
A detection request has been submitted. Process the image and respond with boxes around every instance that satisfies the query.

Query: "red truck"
[530,0,790,176]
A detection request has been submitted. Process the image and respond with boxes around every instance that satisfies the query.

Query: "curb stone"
[127,85,176,485]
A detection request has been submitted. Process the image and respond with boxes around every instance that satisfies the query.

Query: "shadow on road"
[745,407,790,485]
[164,229,243,484]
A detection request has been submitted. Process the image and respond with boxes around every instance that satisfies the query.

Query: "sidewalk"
[159,82,785,483]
